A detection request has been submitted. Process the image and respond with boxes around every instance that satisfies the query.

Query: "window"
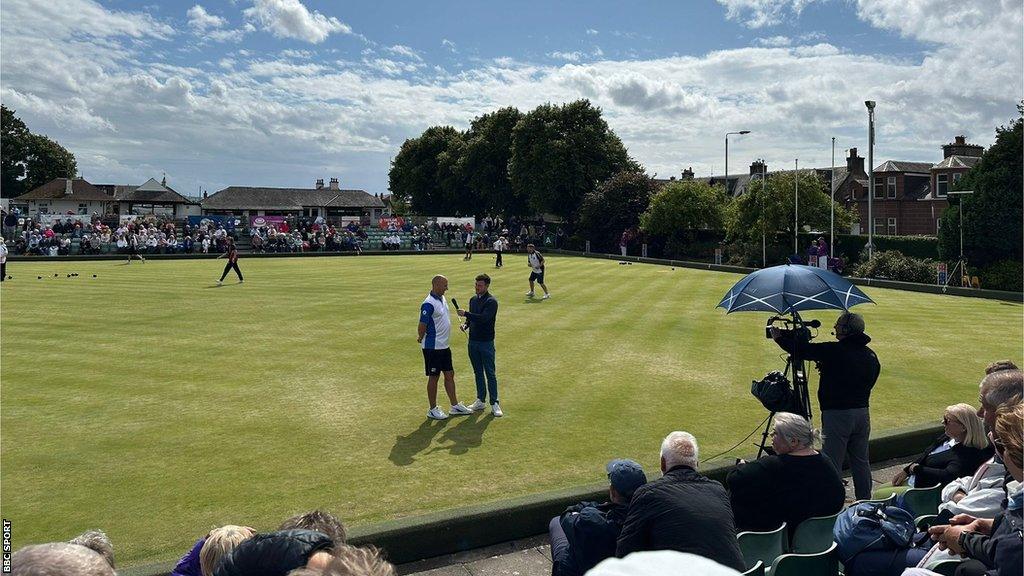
[887,217,897,235]
[78,203,88,215]
[936,218,942,231]
[936,174,948,197]
[874,217,885,235]
[37,203,49,214]
[887,176,896,198]
[873,178,885,199]
[953,172,962,183]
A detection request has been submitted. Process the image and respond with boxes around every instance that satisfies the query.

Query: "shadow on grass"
[389,418,450,466]
[427,412,494,456]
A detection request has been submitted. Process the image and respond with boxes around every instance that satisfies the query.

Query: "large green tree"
[461,107,526,218]
[388,126,465,216]
[509,100,639,222]
[641,179,730,241]
[937,111,1022,270]
[727,171,854,249]
[577,170,656,251]
[1,105,77,198]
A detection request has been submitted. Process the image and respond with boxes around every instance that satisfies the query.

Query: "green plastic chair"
[852,492,897,507]
[915,514,940,530]
[930,559,962,576]
[902,484,942,517]
[769,541,839,576]
[790,511,841,554]
[737,522,788,572]
[742,560,765,576]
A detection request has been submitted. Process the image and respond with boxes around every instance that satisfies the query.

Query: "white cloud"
[717,0,824,28]
[386,45,423,61]
[186,5,226,31]
[548,51,583,62]
[754,35,792,46]
[586,28,599,35]
[243,0,354,44]
[441,38,457,53]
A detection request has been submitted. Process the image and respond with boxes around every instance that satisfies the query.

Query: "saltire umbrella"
[717,264,873,314]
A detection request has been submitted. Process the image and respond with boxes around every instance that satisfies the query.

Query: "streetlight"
[794,158,799,254]
[830,137,835,259]
[948,189,974,286]
[865,100,876,259]
[725,131,751,196]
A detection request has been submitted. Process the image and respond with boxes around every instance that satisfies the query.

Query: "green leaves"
[1,105,77,198]
[641,179,729,239]
[578,170,656,251]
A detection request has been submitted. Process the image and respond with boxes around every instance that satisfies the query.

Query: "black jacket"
[776,332,880,410]
[727,452,845,537]
[961,505,1023,576]
[616,465,745,571]
[903,435,993,489]
[556,501,628,576]
[465,292,498,342]
[213,529,333,576]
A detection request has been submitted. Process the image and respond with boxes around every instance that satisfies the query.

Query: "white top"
[0,243,7,264]
[419,293,451,350]
[493,238,504,251]
[528,251,544,273]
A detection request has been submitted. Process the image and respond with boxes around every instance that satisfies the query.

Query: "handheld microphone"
[451,298,460,309]
[806,319,821,328]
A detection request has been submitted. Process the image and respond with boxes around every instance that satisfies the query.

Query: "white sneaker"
[449,402,473,416]
[468,399,487,411]
[542,293,551,300]
[526,291,535,298]
[491,403,504,417]
[427,406,448,420]
[217,280,222,286]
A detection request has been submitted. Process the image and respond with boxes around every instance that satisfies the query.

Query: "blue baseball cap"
[606,459,647,498]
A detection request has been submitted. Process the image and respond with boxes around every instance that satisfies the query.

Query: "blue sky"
[2,0,1020,197]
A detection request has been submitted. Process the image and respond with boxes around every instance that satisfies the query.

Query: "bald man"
[418,274,473,420]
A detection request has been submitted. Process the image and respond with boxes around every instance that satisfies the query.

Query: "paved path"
[399,459,910,575]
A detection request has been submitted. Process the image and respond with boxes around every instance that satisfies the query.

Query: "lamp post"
[865,100,876,259]
[725,131,751,196]
[794,158,799,254]
[948,189,974,286]
[762,160,767,267]
[830,137,835,259]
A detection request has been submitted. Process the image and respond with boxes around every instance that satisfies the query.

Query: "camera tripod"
[756,314,814,458]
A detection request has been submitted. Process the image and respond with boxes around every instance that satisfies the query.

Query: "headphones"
[833,312,863,338]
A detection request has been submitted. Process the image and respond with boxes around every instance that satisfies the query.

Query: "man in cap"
[771,311,880,500]
[549,459,647,576]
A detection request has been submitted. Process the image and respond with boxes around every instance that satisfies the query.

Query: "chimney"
[203,191,208,199]
[161,173,167,187]
[669,176,676,181]
[65,179,73,196]
[750,159,766,176]
[315,178,324,190]
[846,147,865,175]
[329,177,339,190]
[943,135,984,158]
[681,167,694,180]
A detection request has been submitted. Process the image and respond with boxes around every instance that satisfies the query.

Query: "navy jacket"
[556,501,628,576]
[465,292,498,342]
[213,529,332,576]
[776,332,880,410]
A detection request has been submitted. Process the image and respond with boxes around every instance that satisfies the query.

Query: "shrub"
[853,250,938,284]
[979,260,1023,292]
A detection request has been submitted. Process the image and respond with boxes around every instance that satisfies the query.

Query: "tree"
[642,179,730,239]
[577,170,656,252]
[509,100,639,222]
[461,107,526,218]
[937,111,1022,270]
[1,106,77,198]
[388,126,465,215]
[727,171,854,249]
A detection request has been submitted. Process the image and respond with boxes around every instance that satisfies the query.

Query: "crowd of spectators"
[249,219,366,254]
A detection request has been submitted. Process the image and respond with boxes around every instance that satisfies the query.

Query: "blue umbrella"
[717,264,873,314]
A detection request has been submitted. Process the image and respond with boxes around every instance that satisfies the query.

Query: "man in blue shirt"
[457,274,502,417]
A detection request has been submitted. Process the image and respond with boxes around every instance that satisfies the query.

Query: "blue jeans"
[468,340,498,404]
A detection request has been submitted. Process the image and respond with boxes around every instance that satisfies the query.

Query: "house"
[201,178,384,224]
[94,176,201,219]
[11,178,115,216]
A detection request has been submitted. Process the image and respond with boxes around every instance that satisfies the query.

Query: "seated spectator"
[924,402,1023,576]
[875,404,990,499]
[287,544,396,576]
[549,459,647,576]
[616,431,745,571]
[727,412,845,537]
[587,551,742,576]
[213,529,333,576]
[13,530,115,576]
[199,525,256,576]
[279,510,347,547]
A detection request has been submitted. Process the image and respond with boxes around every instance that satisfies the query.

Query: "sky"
[1,0,1021,197]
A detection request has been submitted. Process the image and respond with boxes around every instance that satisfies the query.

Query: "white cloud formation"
[186,5,226,31]
[441,38,457,53]
[386,44,423,61]
[0,0,1019,197]
[717,0,824,28]
[586,28,599,35]
[243,0,353,44]
[548,51,583,62]
[755,35,792,46]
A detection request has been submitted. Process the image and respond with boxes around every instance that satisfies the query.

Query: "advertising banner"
[39,214,92,226]
[250,215,288,227]
[188,215,243,228]
[378,216,406,230]
[937,262,948,285]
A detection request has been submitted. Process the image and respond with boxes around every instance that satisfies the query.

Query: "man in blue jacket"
[549,459,647,576]
[458,273,502,417]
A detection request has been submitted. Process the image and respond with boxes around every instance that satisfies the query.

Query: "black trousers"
[495,251,503,266]
[1,261,5,281]
[220,261,243,281]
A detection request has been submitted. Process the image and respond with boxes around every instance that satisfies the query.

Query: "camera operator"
[770,312,880,500]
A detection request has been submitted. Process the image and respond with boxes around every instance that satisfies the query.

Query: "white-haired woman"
[876,403,991,498]
[727,412,845,537]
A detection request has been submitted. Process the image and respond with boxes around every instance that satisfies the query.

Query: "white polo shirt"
[419,292,451,350]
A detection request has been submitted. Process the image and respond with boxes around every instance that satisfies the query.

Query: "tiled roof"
[202,186,385,210]
[14,178,115,202]
[875,160,934,173]
[96,178,197,204]
[932,156,981,170]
